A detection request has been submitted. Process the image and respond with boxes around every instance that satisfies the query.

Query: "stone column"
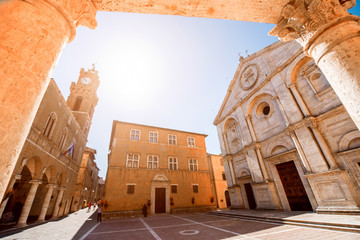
[255,144,270,181]
[36,184,56,222]
[0,0,97,201]
[288,83,311,117]
[273,96,290,126]
[245,115,258,142]
[305,118,338,169]
[270,0,360,130]
[287,130,313,173]
[228,156,237,186]
[51,187,65,220]
[16,179,42,227]
[0,174,21,218]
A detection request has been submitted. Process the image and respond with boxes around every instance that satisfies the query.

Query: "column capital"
[45,0,98,41]
[269,0,354,46]
[14,174,22,180]
[29,180,42,185]
[286,128,296,137]
[46,184,57,189]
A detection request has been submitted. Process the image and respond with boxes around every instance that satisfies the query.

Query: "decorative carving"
[152,174,169,182]
[45,0,98,36]
[240,64,259,90]
[269,0,353,44]
[304,117,317,128]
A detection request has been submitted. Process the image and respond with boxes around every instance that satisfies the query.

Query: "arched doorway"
[225,190,231,207]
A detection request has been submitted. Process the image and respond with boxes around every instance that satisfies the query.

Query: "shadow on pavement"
[72,211,98,240]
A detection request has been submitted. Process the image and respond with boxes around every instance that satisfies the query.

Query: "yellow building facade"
[207,154,230,209]
[72,147,100,212]
[103,121,216,218]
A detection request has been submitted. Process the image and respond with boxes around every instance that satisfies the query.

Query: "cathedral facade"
[214,41,360,214]
[103,121,216,218]
[0,68,99,226]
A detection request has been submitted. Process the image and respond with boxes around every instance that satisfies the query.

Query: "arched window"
[58,128,68,149]
[73,96,83,111]
[225,119,243,154]
[43,112,57,138]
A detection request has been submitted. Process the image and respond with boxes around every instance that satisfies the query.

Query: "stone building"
[207,154,230,209]
[71,147,99,212]
[214,41,360,214]
[96,177,105,202]
[0,67,99,226]
[103,121,216,218]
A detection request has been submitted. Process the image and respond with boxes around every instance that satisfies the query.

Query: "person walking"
[142,204,147,217]
[97,204,102,222]
[87,202,92,212]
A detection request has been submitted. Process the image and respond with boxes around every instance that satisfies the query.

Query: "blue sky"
[52,6,360,178]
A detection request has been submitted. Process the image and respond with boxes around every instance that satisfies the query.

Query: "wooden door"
[225,190,231,207]
[276,161,312,211]
[244,183,257,209]
[155,188,166,213]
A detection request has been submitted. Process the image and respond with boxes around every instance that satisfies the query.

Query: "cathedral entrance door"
[155,188,166,213]
[276,161,312,211]
[244,183,256,209]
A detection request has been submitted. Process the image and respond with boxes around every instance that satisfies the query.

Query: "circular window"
[256,102,271,117]
[263,105,270,115]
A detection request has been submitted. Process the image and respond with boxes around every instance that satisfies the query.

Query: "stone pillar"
[270,0,360,130]
[51,187,65,220]
[16,179,42,227]
[273,96,290,126]
[228,156,237,186]
[305,118,339,169]
[0,174,21,218]
[0,0,97,201]
[36,184,56,222]
[255,144,270,181]
[245,115,258,142]
[287,130,313,173]
[288,83,311,117]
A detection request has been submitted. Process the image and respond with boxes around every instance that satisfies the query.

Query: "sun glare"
[98,36,166,106]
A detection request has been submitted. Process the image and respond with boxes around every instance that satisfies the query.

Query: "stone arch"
[44,165,57,184]
[339,130,360,152]
[247,92,275,117]
[239,168,250,177]
[265,140,294,157]
[24,156,43,180]
[285,54,311,87]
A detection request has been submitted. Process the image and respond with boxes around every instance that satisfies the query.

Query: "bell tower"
[67,66,99,138]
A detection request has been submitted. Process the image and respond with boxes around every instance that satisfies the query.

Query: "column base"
[306,169,360,214]
[15,223,27,228]
[252,181,282,210]
[35,219,46,223]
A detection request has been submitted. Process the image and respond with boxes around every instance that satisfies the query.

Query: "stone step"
[208,211,360,233]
